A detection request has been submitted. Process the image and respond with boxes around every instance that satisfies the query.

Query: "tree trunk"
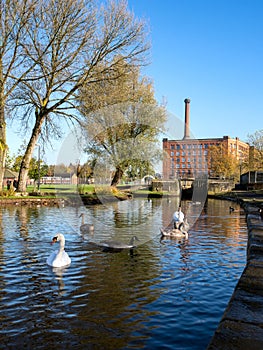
[17,112,45,192]
[111,166,124,187]
[0,74,7,191]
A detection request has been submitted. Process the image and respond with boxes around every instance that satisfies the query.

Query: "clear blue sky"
[7,0,263,163]
[128,0,263,141]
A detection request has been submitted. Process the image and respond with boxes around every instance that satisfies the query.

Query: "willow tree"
[9,0,149,192]
[0,0,38,189]
[79,62,167,187]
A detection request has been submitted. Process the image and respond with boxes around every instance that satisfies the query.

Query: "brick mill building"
[162,99,250,179]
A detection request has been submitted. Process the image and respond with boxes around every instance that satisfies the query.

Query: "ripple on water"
[0,199,247,349]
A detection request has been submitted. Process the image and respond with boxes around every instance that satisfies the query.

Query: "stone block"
[207,320,263,350]
[221,288,263,324]
[237,265,263,293]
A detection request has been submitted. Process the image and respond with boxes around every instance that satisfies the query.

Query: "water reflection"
[0,199,247,349]
[50,266,69,296]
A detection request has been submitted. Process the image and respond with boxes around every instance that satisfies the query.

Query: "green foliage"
[28,160,49,181]
[8,141,49,180]
[125,160,155,181]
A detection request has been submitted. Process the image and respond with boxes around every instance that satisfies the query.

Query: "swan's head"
[79,213,84,218]
[51,233,64,244]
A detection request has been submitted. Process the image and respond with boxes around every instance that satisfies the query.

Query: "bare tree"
[0,0,38,189]
[9,0,149,192]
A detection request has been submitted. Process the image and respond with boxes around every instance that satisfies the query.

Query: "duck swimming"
[46,233,71,268]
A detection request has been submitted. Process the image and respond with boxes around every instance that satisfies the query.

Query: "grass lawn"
[0,184,96,199]
[0,183,166,200]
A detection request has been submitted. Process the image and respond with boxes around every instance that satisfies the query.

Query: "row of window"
[170,163,207,169]
[170,143,219,150]
[171,157,208,163]
[171,150,208,156]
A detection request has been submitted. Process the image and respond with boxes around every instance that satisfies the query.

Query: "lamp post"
[36,144,40,191]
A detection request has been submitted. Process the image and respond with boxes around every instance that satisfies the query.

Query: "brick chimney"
[184,98,190,139]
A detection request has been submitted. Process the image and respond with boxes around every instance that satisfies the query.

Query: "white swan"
[79,213,94,233]
[46,233,71,268]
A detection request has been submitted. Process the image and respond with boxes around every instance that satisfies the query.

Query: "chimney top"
[184,98,191,139]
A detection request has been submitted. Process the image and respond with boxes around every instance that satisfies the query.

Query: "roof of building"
[4,169,19,179]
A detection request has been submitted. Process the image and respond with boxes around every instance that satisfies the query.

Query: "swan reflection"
[51,266,69,295]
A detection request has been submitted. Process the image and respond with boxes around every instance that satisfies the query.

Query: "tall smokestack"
[184,98,190,139]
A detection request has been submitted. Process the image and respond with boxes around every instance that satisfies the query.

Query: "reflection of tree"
[86,200,162,242]
[70,246,161,347]
[15,206,29,240]
[0,210,4,277]
[112,200,158,228]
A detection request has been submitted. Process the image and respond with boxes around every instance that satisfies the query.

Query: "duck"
[79,213,94,233]
[46,233,71,268]
[160,223,189,239]
[229,206,235,212]
[97,236,139,251]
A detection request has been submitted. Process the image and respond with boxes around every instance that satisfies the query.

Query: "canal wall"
[207,200,263,350]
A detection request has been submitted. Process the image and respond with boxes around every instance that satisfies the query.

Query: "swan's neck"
[59,237,65,252]
[81,215,85,225]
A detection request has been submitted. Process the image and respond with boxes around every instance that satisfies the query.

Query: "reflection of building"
[163,99,250,179]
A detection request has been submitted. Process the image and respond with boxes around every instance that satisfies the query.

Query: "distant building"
[163,99,250,179]
[41,174,78,185]
[240,171,263,190]
[3,169,19,187]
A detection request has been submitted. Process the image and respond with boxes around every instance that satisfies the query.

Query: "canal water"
[0,198,247,349]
